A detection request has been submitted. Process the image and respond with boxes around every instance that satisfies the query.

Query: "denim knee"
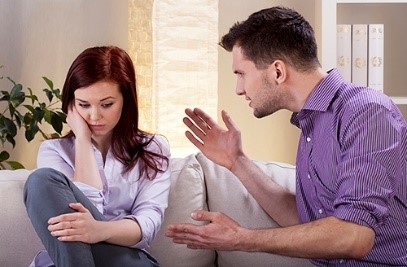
[23,168,67,204]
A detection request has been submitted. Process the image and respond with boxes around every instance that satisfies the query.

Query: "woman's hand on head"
[67,104,92,141]
[47,203,106,244]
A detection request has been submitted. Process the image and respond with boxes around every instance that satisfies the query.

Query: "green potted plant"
[0,66,67,169]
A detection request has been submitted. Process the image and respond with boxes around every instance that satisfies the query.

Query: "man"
[165,6,407,266]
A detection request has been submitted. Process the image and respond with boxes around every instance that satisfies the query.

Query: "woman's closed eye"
[78,103,90,108]
[101,102,114,109]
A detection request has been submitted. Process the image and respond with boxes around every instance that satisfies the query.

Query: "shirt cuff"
[73,181,104,214]
[334,205,383,232]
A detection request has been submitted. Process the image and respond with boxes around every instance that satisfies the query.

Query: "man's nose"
[235,82,245,96]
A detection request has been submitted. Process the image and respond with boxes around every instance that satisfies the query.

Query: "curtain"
[129,0,218,157]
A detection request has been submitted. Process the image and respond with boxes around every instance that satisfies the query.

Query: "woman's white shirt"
[36,135,171,249]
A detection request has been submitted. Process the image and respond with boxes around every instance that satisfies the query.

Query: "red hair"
[61,46,168,179]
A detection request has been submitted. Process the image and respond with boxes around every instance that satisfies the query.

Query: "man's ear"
[271,60,287,84]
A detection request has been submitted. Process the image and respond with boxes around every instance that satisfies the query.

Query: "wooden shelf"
[315,0,407,119]
[391,97,407,105]
[337,0,407,3]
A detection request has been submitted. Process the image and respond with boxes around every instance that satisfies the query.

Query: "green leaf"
[5,134,15,147]
[25,94,38,103]
[14,114,22,128]
[0,90,10,101]
[8,103,16,117]
[0,75,67,168]
[23,112,33,125]
[3,117,17,137]
[10,83,24,102]
[6,160,25,169]
[44,109,51,124]
[0,150,10,161]
[53,88,62,100]
[51,111,63,133]
[25,122,39,142]
[23,105,35,113]
[33,107,45,122]
[56,111,67,122]
[42,76,54,89]
[43,88,53,102]
[10,89,25,109]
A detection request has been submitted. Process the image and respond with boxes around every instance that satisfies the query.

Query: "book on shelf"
[336,23,384,93]
[352,24,368,87]
[336,24,352,82]
[368,24,384,93]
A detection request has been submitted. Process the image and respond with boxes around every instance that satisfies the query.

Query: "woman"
[24,46,171,267]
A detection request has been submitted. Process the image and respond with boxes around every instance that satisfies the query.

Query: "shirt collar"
[291,68,344,126]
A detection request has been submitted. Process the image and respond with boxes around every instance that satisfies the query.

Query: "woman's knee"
[24,168,67,198]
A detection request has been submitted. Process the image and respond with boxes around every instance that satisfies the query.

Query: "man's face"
[231,46,284,118]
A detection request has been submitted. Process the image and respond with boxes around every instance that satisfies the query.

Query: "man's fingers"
[183,117,207,141]
[185,108,218,132]
[192,108,217,128]
[185,131,204,149]
[191,210,215,222]
[221,110,238,131]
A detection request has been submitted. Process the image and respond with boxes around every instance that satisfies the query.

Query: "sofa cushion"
[197,153,313,267]
[0,170,44,267]
[148,154,216,267]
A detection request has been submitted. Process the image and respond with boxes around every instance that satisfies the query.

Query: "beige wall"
[0,0,128,169]
[218,0,315,164]
[1,0,317,168]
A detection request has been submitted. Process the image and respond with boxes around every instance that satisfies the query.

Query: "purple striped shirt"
[291,69,407,266]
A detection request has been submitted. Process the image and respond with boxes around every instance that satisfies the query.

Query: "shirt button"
[307,174,311,179]
[318,208,323,214]
[339,259,345,264]
[306,137,311,142]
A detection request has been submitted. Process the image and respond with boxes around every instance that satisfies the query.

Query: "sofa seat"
[0,153,312,267]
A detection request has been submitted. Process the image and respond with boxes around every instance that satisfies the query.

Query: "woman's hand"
[48,203,105,244]
[66,104,92,141]
[183,108,245,170]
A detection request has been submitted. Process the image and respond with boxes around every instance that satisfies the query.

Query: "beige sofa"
[0,152,313,267]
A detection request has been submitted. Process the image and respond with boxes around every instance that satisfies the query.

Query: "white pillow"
[148,154,216,267]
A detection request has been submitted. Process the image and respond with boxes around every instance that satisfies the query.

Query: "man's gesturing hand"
[183,108,245,170]
[166,210,245,251]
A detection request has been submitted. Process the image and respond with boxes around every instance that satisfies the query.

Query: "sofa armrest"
[0,170,44,267]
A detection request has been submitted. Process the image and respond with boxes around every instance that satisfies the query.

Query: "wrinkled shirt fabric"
[30,135,171,266]
[291,69,407,266]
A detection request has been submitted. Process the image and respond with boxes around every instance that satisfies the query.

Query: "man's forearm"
[231,155,299,226]
[239,216,375,259]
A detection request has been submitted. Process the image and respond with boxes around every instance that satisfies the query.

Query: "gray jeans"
[24,168,159,267]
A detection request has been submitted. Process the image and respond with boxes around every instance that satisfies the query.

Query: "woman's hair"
[61,46,168,179]
[219,6,320,71]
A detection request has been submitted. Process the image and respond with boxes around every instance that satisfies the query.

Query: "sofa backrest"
[196,153,313,267]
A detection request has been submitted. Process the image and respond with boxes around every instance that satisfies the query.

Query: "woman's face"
[74,80,123,140]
